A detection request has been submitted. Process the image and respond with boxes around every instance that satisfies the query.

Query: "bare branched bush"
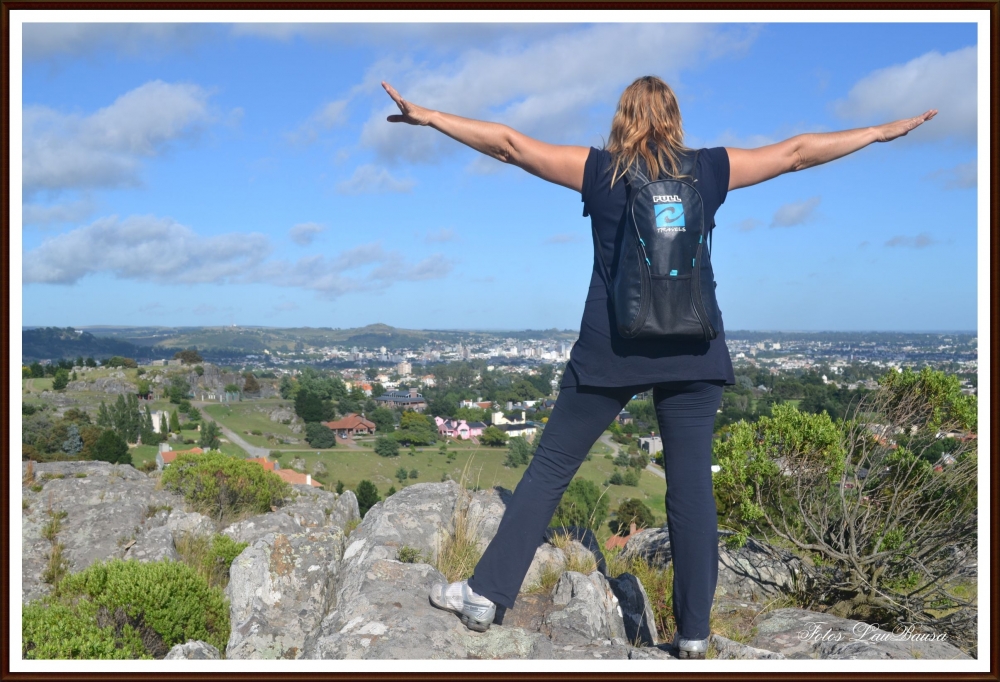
[715,368,978,655]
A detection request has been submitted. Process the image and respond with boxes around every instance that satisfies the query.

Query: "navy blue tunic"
[563,146,736,388]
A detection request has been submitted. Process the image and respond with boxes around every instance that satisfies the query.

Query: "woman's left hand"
[383,81,433,126]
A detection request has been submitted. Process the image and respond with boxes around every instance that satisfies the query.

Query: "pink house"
[435,417,485,440]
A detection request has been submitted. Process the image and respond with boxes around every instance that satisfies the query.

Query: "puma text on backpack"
[594,149,720,342]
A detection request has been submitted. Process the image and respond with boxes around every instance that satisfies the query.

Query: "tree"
[169,410,181,433]
[194,365,205,376]
[199,422,222,451]
[294,390,333,423]
[29,362,44,378]
[713,368,977,653]
[610,498,656,534]
[409,468,418,479]
[242,373,260,395]
[160,412,170,436]
[137,378,151,398]
[75,355,84,367]
[52,369,70,391]
[394,411,436,446]
[305,423,337,449]
[91,430,131,465]
[375,436,400,458]
[355,480,380,517]
[279,376,299,400]
[85,357,97,368]
[224,383,241,394]
[168,377,191,404]
[174,349,203,364]
[61,424,84,457]
[504,436,533,467]
[370,407,395,434]
[480,426,508,447]
[550,478,608,532]
[96,401,113,429]
[140,406,157,445]
[395,466,409,484]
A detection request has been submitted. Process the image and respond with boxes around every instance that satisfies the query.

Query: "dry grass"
[23,460,35,484]
[41,542,69,585]
[522,565,563,595]
[344,518,361,536]
[434,454,486,584]
[604,546,675,644]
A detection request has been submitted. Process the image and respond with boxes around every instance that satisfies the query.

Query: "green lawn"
[129,444,159,468]
[268,443,668,536]
[203,401,303,448]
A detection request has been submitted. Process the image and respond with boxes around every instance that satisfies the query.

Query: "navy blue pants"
[466,378,724,640]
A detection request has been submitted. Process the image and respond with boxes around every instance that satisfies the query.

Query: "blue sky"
[17,19,982,332]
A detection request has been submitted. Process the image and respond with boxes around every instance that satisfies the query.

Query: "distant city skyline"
[15,15,986,332]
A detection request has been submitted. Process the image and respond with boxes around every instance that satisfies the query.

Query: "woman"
[383,76,935,658]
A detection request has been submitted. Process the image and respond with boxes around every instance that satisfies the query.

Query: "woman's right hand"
[383,81,434,126]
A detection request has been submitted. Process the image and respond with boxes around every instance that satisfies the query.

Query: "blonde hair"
[606,75,692,187]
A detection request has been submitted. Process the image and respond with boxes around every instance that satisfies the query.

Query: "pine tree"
[97,401,113,429]
[160,412,169,434]
[62,424,83,457]
[169,410,181,432]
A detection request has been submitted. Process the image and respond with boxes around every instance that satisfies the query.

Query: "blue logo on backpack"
[655,203,685,230]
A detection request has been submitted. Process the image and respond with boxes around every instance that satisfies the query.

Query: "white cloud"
[256,242,454,298]
[23,215,271,285]
[833,46,977,143]
[285,99,350,145]
[425,228,457,243]
[885,233,936,249]
[22,196,96,227]
[336,164,415,195]
[22,23,209,60]
[545,233,581,244]
[924,161,977,190]
[735,218,762,232]
[356,23,755,164]
[22,214,454,299]
[771,197,821,228]
[23,80,212,195]
[289,222,326,246]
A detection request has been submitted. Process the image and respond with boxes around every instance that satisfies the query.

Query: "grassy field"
[202,401,303,448]
[269,442,668,530]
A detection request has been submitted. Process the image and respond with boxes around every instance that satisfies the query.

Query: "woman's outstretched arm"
[726,109,938,191]
[382,81,589,192]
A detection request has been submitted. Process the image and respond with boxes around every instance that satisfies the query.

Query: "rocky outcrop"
[748,608,973,660]
[21,460,183,603]
[165,640,222,659]
[621,527,808,601]
[21,465,974,660]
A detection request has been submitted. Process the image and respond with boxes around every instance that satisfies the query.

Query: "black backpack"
[593,148,720,342]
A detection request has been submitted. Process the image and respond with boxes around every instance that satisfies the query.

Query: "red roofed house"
[603,522,647,552]
[274,468,322,487]
[156,447,204,471]
[322,413,377,438]
[247,456,276,472]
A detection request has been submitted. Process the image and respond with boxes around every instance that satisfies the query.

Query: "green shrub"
[305,423,336,449]
[396,545,426,564]
[174,532,249,589]
[160,452,291,523]
[23,558,229,659]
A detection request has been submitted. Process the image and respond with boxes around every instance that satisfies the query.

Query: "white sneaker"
[429,580,496,632]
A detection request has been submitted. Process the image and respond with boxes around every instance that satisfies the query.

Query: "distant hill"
[21,327,147,362]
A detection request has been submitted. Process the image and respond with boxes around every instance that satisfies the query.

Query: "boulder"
[748,608,972,660]
[225,527,346,659]
[164,640,221,659]
[21,461,184,603]
[711,634,786,660]
[545,571,627,647]
[124,525,180,563]
[622,527,807,601]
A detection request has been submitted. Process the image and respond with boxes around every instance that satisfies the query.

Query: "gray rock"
[225,527,346,659]
[21,461,185,603]
[221,488,359,546]
[545,571,627,647]
[749,608,972,660]
[124,525,179,563]
[164,640,221,659]
[166,509,216,539]
[607,572,658,646]
[622,527,807,601]
[711,634,786,660]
